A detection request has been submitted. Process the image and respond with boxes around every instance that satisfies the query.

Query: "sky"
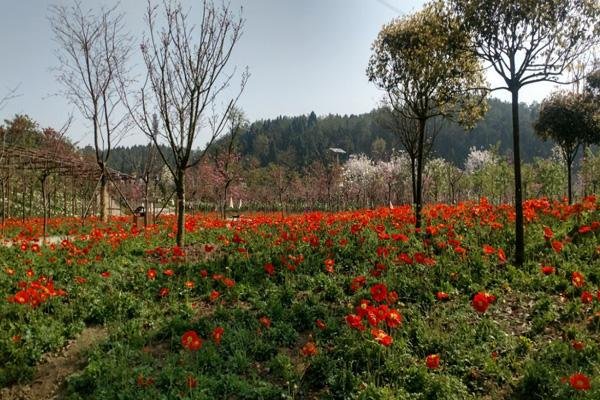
[0,0,563,147]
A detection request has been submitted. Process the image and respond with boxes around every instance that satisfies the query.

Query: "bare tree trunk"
[41,175,49,240]
[100,173,109,222]
[511,87,524,267]
[415,118,426,229]
[175,171,185,247]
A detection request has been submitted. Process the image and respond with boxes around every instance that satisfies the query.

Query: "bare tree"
[49,1,131,222]
[128,0,247,246]
[209,107,246,219]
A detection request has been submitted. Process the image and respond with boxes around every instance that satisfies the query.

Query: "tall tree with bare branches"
[128,0,247,246]
[49,1,131,222]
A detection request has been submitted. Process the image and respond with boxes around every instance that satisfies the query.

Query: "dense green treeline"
[100,98,550,174]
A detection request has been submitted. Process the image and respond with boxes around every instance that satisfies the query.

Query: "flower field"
[1,197,600,399]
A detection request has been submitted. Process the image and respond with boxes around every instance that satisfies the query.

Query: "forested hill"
[235,98,551,168]
[102,98,552,174]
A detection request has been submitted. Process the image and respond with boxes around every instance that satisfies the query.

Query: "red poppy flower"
[385,309,402,328]
[497,248,507,263]
[159,287,169,297]
[147,269,157,280]
[426,354,440,369]
[436,291,449,301]
[186,375,198,389]
[315,319,326,330]
[472,292,490,313]
[209,290,220,302]
[571,340,585,351]
[482,244,495,255]
[181,330,202,351]
[551,240,563,253]
[212,326,224,345]
[264,263,275,276]
[100,271,111,278]
[259,316,271,328]
[370,283,388,303]
[540,265,555,275]
[569,373,591,391]
[184,281,194,288]
[581,291,593,304]
[163,269,174,277]
[345,314,365,331]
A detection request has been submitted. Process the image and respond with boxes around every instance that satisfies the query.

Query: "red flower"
[543,226,553,240]
[387,290,399,303]
[571,340,585,351]
[181,330,202,351]
[426,354,440,369]
[147,269,157,280]
[259,316,271,329]
[209,290,220,302]
[472,292,490,313]
[300,341,318,356]
[540,265,555,275]
[436,291,449,301]
[184,281,194,289]
[222,278,236,288]
[315,319,327,330]
[370,283,388,303]
[212,326,224,345]
[581,291,593,304]
[497,248,507,263]
[571,272,585,288]
[345,314,365,331]
[264,263,275,276]
[385,309,402,328]
[163,269,174,277]
[569,373,591,391]
[159,287,169,297]
[551,240,563,253]
[482,244,495,255]
[350,276,367,292]
[186,375,198,389]
[204,244,214,253]
[100,271,111,278]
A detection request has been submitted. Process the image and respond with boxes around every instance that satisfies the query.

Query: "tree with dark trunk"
[534,91,600,203]
[367,1,487,229]
[450,0,599,266]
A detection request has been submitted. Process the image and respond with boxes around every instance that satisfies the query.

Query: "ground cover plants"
[1,196,599,399]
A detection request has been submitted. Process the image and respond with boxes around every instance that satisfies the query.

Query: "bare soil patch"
[1,326,107,400]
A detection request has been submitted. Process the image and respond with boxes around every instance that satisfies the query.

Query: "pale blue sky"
[0,0,559,147]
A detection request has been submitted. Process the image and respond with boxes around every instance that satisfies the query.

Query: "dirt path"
[1,326,107,400]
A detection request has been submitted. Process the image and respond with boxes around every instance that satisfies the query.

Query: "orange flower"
[571,272,585,288]
[324,258,335,273]
[482,244,495,255]
[147,269,157,280]
[315,319,326,330]
[426,354,440,369]
[569,373,591,391]
[300,341,318,356]
[371,328,393,346]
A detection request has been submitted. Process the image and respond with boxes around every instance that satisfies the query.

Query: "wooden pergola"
[0,145,137,237]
